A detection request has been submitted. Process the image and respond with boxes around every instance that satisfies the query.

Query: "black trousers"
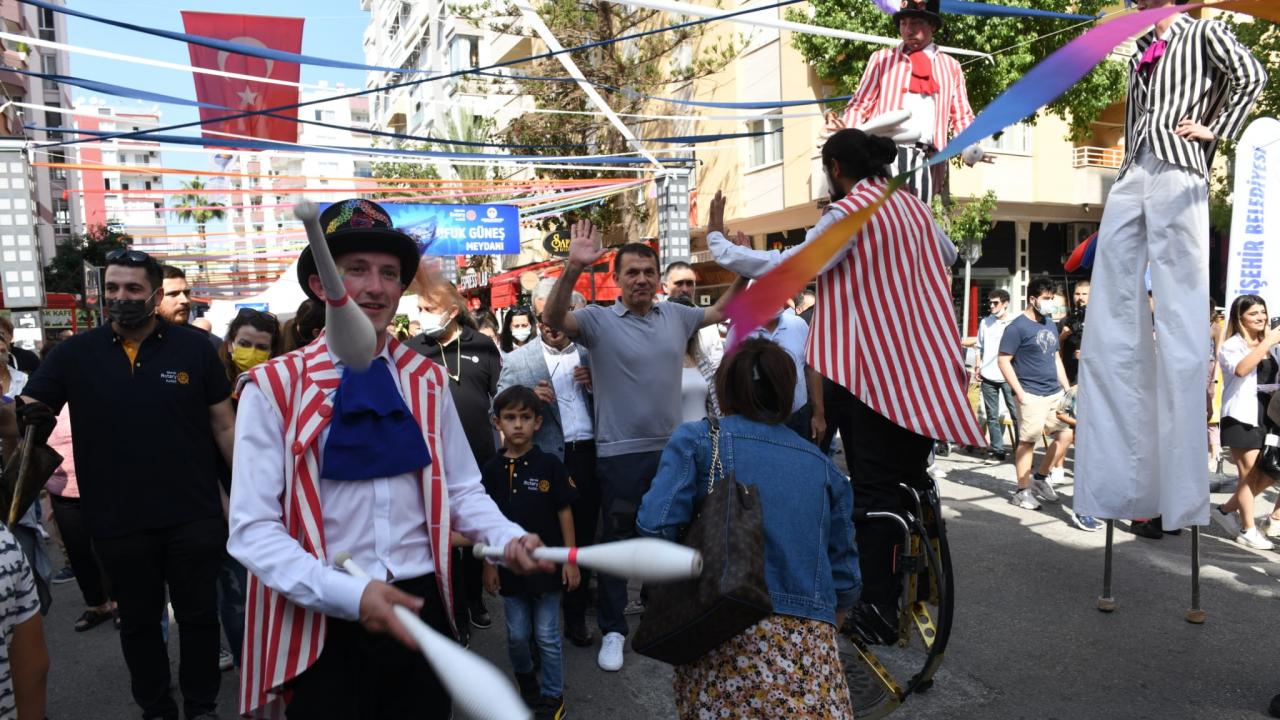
[596,451,662,636]
[560,441,600,622]
[94,516,225,720]
[844,396,935,607]
[820,378,855,457]
[285,575,452,719]
[49,493,112,608]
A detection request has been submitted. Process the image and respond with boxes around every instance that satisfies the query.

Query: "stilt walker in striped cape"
[709,129,985,644]
[824,0,978,204]
[227,198,551,719]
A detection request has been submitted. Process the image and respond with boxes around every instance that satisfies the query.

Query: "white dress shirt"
[976,313,1015,383]
[540,339,594,442]
[901,44,939,145]
[1219,334,1280,426]
[228,345,525,622]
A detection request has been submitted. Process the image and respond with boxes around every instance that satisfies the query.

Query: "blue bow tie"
[321,357,432,481]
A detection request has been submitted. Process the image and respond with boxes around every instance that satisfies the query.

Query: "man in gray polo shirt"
[544,218,744,672]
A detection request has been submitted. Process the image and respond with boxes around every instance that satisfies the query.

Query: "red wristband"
[567,547,578,566]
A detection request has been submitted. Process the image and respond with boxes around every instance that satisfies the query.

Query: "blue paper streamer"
[34,126,699,165]
[473,70,851,109]
[942,1,1098,21]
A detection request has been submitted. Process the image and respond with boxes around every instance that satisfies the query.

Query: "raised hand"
[708,191,727,236]
[568,219,605,269]
[732,231,751,248]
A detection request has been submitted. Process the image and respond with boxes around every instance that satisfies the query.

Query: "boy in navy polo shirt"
[482,386,578,720]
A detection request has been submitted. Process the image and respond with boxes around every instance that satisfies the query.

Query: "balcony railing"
[1072,146,1123,169]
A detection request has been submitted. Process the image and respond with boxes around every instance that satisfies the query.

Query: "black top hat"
[893,0,943,29]
[296,198,421,302]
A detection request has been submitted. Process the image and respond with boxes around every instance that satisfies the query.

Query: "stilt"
[1097,520,1116,612]
[1186,526,1206,624]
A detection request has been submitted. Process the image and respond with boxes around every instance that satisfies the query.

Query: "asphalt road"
[37,448,1280,719]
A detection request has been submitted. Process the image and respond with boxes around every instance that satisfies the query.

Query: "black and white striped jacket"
[1120,14,1266,179]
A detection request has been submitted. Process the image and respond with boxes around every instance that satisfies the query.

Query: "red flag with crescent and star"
[181,12,304,145]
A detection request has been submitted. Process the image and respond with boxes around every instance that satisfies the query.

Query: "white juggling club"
[961,144,985,166]
[472,537,702,583]
[889,128,922,146]
[334,552,531,720]
[293,200,377,371]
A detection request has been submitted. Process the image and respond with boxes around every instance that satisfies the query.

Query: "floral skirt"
[673,614,853,720]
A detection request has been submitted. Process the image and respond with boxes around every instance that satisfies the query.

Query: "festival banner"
[1226,117,1280,314]
[318,203,522,256]
[180,12,304,144]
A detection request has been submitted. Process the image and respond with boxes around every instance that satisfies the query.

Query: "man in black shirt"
[0,316,39,373]
[158,265,222,351]
[1058,279,1088,385]
[19,249,236,720]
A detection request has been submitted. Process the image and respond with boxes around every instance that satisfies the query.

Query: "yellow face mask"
[231,345,271,372]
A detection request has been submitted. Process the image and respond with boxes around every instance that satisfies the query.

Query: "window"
[38,8,55,40]
[54,199,69,225]
[747,113,783,168]
[144,181,152,190]
[103,178,111,191]
[449,36,480,72]
[980,122,1032,155]
[40,54,57,90]
[44,110,62,138]
[314,109,336,122]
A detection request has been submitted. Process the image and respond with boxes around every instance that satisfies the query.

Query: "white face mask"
[419,310,451,338]
[512,327,532,342]
[1035,299,1057,316]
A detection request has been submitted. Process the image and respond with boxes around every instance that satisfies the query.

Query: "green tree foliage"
[931,190,997,259]
[368,110,495,199]
[1208,16,1276,231]
[461,0,741,235]
[788,1,1128,140]
[43,224,131,295]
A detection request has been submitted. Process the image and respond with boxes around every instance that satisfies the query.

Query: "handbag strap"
[706,417,724,495]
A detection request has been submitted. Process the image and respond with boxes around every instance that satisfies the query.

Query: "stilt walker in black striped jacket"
[1075,0,1265,530]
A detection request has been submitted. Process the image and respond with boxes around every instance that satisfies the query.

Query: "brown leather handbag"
[633,418,772,665]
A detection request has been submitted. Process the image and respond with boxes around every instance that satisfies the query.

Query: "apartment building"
[72,101,166,244]
[0,0,81,266]
[215,84,375,297]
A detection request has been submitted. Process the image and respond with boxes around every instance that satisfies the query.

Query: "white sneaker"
[219,648,234,671]
[1263,517,1280,540]
[597,631,625,672]
[1211,505,1243,537]
[1009,489,1041,510]
[1236,527,1275,551]
[1050,467,1066,487]
[1030,475,1059,503]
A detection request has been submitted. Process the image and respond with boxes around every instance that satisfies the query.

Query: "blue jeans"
[980,378,1020,453]
[596,451,662,636]
[217,551,248,667]
[502,592,563,698]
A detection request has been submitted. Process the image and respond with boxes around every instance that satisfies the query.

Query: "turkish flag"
[181,12,304,145]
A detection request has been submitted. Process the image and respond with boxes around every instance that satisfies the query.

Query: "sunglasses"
[106,249,152,265]
[236,307,279,327]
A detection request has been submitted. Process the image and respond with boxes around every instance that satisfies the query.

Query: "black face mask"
[107,296,155,329]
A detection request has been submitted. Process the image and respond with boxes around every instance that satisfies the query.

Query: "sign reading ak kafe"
[321,202,521,256]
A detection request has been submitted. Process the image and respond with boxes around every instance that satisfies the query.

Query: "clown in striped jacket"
[228,334,527,718]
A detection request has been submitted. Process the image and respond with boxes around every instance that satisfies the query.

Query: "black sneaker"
[515,671,540,706]
[469,602,492,630]
[564,617,592,647]
[535,695,566,720]
[50,566,76,585]
[1129,519,1163,540]
[848,601,898,645]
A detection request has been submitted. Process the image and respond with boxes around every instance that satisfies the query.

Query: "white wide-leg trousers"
[1075,147,1210,529]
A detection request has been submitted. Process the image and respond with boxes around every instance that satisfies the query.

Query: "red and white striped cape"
[838,45,976,152]
[807,178,985,447]
[236,334,456,719]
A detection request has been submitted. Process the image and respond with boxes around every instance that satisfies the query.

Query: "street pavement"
[38,447,1280,719]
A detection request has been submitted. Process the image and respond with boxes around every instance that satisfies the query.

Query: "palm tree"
[172,177,226,283]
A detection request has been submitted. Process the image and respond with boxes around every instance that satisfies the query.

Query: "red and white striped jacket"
[236,335,455,719]
[808,179,985,447]
[838,45,976,152]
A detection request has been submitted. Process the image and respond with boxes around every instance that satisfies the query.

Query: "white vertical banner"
[1226,117,1280,312]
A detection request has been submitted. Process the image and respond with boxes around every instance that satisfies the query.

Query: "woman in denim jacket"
[638,339,860,719]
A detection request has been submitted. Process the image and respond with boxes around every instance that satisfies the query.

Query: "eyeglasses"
[988,300,1002,306]
[236,307,279,327]
[106,249,152,265]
